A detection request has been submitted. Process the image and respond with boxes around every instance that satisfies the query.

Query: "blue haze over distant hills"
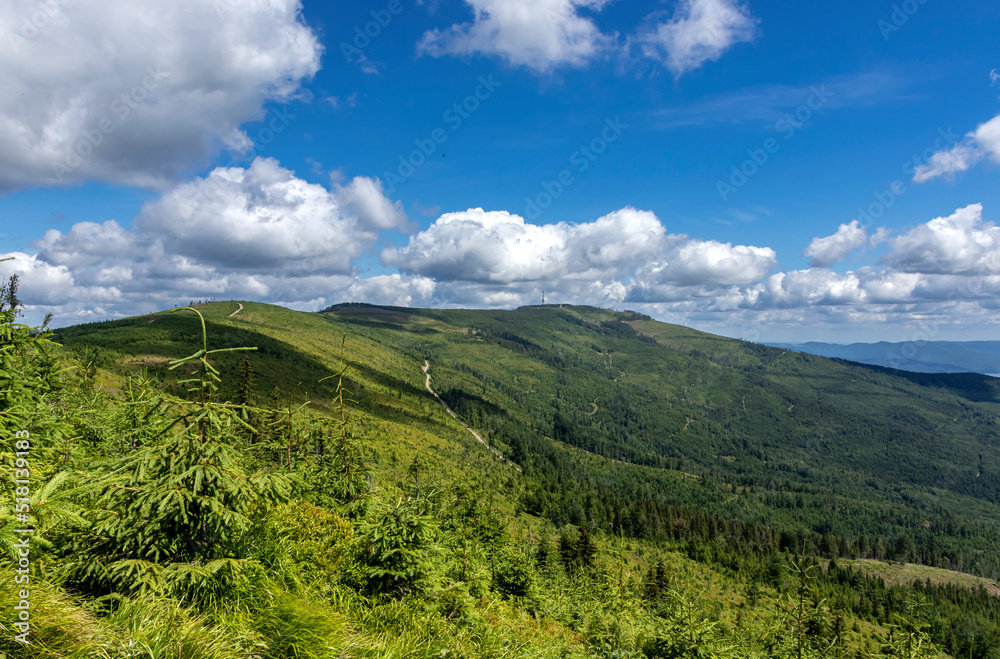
[769,341,1000,376]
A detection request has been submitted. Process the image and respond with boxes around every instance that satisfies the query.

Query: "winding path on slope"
[228,303,244,317]
[422,360,522,472]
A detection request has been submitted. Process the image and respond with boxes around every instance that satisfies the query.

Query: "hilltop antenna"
[541,290,546,305]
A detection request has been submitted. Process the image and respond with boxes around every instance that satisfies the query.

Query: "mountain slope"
[56,301,1000,577]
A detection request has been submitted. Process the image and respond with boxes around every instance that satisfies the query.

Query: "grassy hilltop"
[5,297,1000,657]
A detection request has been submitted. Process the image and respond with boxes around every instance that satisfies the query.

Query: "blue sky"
[1,0,999,342]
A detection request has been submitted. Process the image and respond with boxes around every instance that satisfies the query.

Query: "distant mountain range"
[769,340,1000,375]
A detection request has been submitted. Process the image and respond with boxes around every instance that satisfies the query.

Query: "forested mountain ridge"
[57,301,1000,575]
[7,296,1000,657]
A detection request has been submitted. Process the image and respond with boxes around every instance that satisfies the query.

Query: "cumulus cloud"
[914,114,1000,183]
[803,220,869,267]
[0,253,80,306]
[36,221,136,268]
[134,158,373,275]
[387,207,780,308]
[627,238,776,302]
[752,269,866,308]
[639,0,757,77]
[417,0,611,72]
[884,204,1000,275]
[342,274,437,307]
[5,158,416,325]
[383,207,666,283]
[0,0,321,191]
[335,176,412,232]
[661,239,776,286]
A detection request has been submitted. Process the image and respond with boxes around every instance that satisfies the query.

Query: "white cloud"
[976,114,1000,162]
[0,252,80,306]
[388,207,779,308]
[6,158,417,325]
[0,0,321,191]
[417,0,611,73]
[650,239,776,287]
[753,269,866,308]
[855,270,922,304]
[627,238,776,302]
[134,158,373,275]
[36,221,136,268]
[803,220,868,267]
[335,176,413,232]
[869,227,891,247]
[10,193,1000,343]
[342,274,437,307]
[914,114,1000,183]
[884,204,1000,275]
[912,144,984,183]
[639,0,757,77]
[383,206,666,283]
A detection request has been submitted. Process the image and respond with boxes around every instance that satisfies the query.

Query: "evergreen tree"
[65,308,293,602]
[576,524,597,569]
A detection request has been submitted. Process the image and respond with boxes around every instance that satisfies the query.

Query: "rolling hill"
[9,297,1000,657]
[55,301,1000,578]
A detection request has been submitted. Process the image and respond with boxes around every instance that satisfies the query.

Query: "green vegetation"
[4,294,1000,656]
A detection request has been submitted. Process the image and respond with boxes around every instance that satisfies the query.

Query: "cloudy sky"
[1,0,999,342]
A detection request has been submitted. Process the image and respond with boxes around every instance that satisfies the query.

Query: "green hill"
[56,301,1000,575]
[7,298,1000,657]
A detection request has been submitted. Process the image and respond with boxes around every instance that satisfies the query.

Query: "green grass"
[842,559,1000,596]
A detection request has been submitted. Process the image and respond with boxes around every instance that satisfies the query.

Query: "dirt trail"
[422,360,521,472]
[228,303,244,317]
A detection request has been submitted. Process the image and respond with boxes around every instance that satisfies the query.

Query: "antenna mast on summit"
[541,290,546,305]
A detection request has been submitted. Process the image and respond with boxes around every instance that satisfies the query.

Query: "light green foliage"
[871,596,940,659]
[644,590,731,658]
[62,308,294,602]
[0,272,83,566]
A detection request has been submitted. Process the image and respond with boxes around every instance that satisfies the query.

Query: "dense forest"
[5,289,1000,657]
